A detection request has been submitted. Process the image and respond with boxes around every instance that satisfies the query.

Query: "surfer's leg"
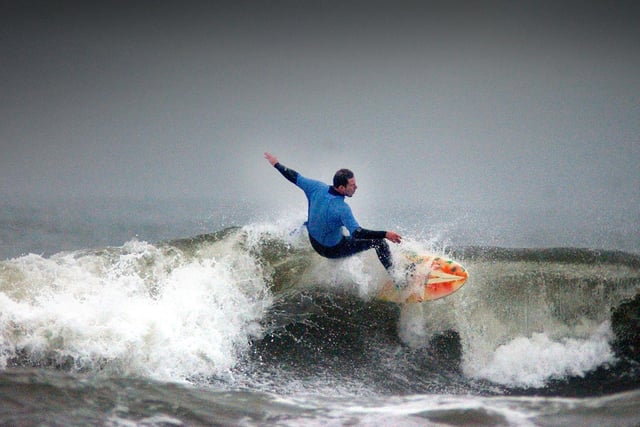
[316,237,392,271]
[370,239,393,271]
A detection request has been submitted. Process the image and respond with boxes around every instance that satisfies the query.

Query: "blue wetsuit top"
[274,163,386,247]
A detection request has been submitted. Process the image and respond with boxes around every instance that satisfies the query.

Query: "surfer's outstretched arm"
[264,152,298,184]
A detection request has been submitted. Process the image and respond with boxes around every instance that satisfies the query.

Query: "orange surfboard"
[378,252,468,303]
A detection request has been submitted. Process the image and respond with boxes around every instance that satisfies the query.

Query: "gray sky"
[1,1,639,216]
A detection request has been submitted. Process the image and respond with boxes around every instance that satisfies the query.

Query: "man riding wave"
[264,152,402,271]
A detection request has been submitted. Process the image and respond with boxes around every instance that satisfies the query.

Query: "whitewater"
[0,197,639,426]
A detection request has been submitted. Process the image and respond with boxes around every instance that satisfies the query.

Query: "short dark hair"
[333,168,354,188]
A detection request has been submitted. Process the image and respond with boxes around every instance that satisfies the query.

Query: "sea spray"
[450,252,638,389]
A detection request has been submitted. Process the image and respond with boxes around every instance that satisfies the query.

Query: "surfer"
[264,152,402,271]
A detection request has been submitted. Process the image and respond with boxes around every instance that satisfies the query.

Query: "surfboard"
[377,251,468,303]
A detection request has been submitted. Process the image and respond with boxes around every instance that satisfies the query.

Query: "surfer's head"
[333,169,357,197]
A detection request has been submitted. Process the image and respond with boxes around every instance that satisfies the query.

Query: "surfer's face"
[342,177,357,197]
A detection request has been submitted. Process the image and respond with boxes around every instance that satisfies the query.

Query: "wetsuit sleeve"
[352,227,387,240]
[274,162,299,184]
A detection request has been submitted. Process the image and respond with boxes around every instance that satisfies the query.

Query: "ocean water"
[1,197,639,426]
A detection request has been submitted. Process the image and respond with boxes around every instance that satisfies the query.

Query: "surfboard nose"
[425,258,468,300]
[427,268,467,284]
[432,258,468,280]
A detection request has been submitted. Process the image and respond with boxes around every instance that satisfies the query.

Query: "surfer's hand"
[386,231,402,244]
[264,152,278,166]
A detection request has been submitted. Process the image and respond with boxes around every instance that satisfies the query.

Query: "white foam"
[468,322,615,388]
[0,240,272,382]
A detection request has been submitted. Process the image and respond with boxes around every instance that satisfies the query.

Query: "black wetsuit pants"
[309,235,393,271]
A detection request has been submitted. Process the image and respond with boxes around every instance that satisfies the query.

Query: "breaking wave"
[1,220,639,396]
